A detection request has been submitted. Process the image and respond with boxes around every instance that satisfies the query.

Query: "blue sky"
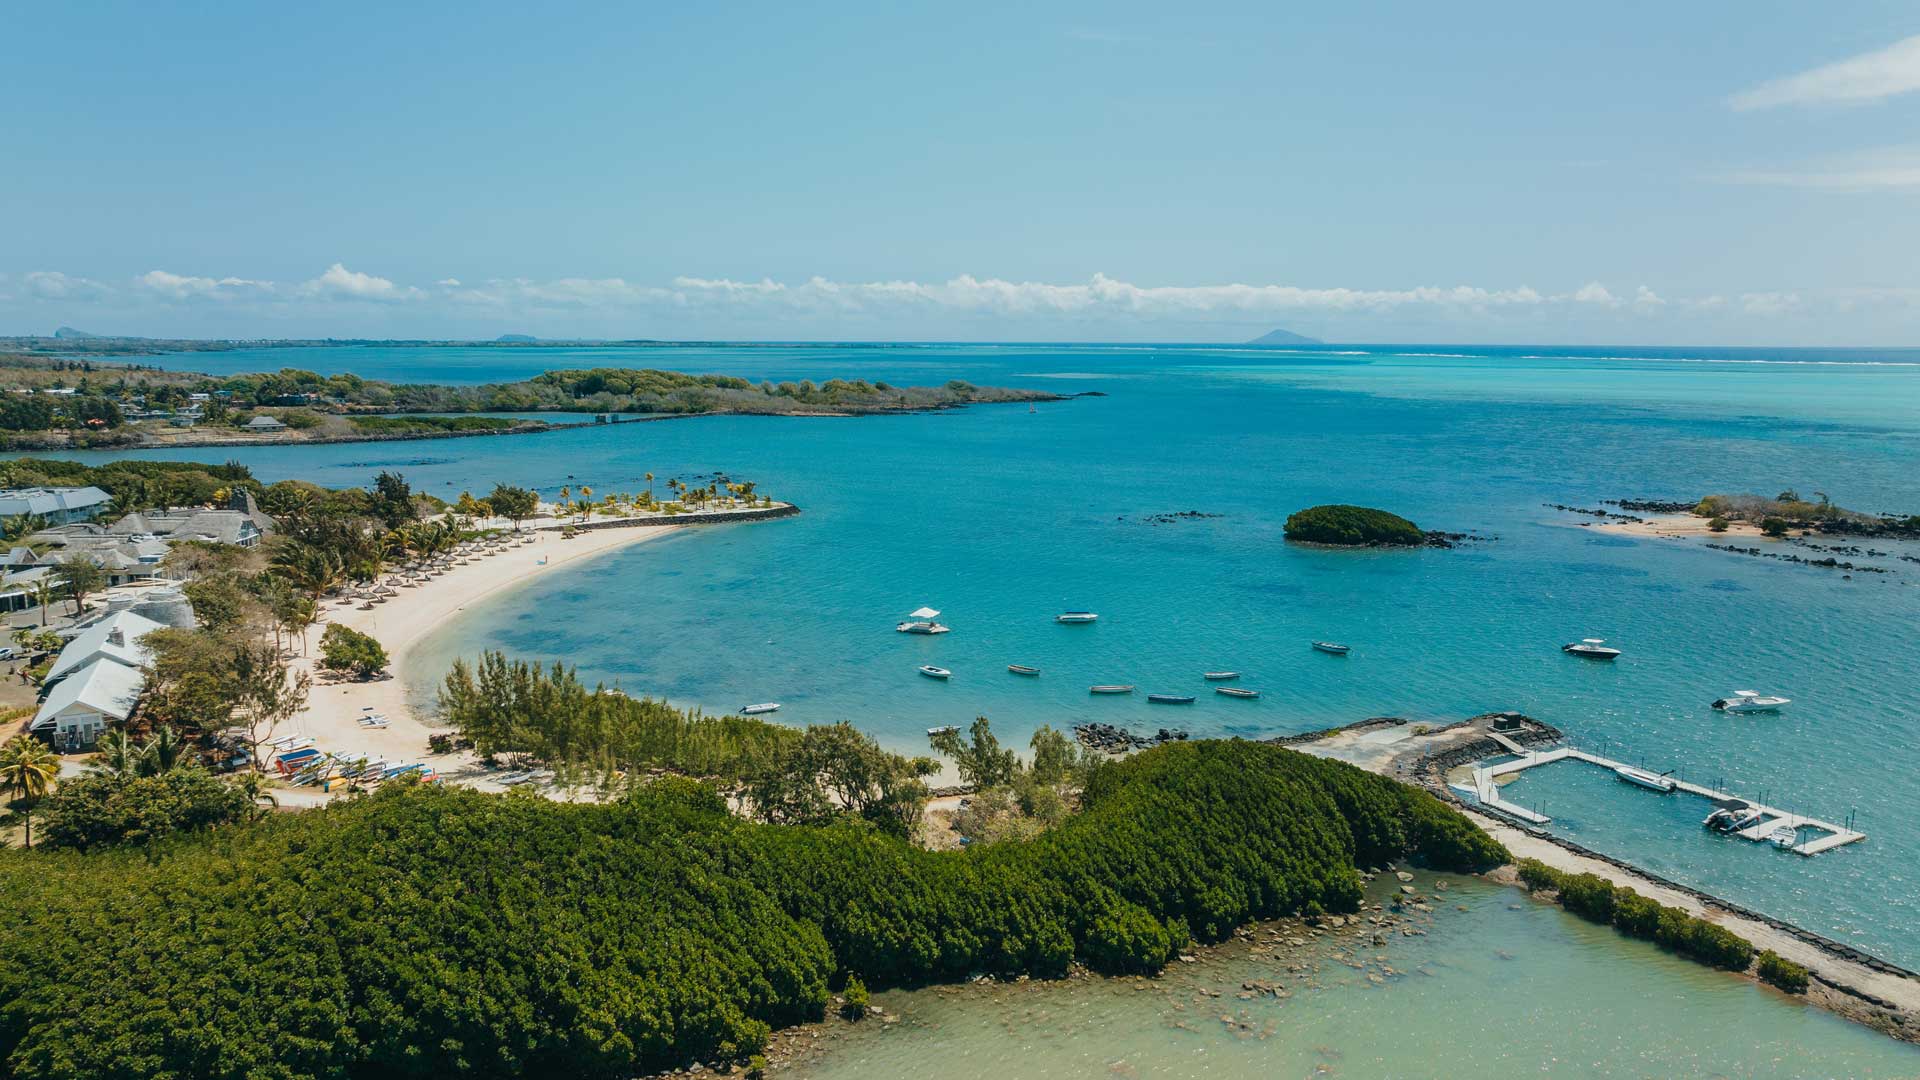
[4,1,1918,344]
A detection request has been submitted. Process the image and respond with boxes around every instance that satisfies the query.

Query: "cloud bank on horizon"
[5,264,1907,344]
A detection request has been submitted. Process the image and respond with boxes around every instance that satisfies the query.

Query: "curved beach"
[277,520,690,799]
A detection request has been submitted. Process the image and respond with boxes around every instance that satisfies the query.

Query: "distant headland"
[1246,327,1324,346]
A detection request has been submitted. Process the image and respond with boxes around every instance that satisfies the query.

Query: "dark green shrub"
[1282,504,1426,546]
[1611,889,1663,940]
[1707,516,1729,532]
[1556,872,1617,925]
[35,768,253,852]
[1760,517,1790,538]
[1757,950,1810,993]
[1516,858,1563,892]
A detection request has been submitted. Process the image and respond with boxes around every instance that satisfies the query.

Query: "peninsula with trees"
[0,351,1066,451]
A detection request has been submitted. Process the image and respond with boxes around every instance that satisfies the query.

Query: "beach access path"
[280,518,686,795]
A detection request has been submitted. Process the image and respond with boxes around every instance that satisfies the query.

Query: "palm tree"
[29,579,54,627]
[0,736,59,849]
[645,473,654,499]
[93,730,143,776]
[146,724,185,774]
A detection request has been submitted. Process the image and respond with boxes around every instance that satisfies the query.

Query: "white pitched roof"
[32,657,145,729]
[0,487,111,518]
[45,610,167,683]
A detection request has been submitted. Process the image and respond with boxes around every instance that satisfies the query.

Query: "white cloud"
[24,270,109,300]
[137,270,274,300]
[1729,34,1920,110]
[1740,291,1803,316]
[299,262,421,301]
[1633,285,1666,308]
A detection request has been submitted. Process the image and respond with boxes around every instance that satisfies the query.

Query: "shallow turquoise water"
[55,342,1920,969]
[802,873,1920,1079]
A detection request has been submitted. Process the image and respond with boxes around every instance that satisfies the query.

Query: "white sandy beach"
[275,519,688,799]
[1587,512,1775,540]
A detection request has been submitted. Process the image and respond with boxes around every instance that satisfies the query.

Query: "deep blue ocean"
[54,341,1920,968]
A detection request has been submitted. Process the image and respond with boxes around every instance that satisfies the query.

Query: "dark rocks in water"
[1132,510,1225,526]
[1544,502,1644,524]
[1074,723,1187,754]
[1705,543,1893,574]
[1422,530,1494,549]
[1608,498,1695,514]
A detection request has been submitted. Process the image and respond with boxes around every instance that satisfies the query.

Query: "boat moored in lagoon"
[918,665,953,680]
[1203,671,1240,680]
[1007,664,1041,676]
[740,702,782,715]
[1712,690,1791,714]
[1214,686,1260,699]
[1311,641,1351,655]
[1055,611,1099,623]
[1089,684,1136,694]
[897,606,951,634]
[1613,764,1675,793]
[1704,800,1766,833]
[1563,638,1622,660]
[1147,694,1196,705]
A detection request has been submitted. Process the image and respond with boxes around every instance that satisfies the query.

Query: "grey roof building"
[0,486,111,525]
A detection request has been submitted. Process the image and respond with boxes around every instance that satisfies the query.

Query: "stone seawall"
[536,504,801,532]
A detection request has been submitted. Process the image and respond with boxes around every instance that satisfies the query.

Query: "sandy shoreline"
[1588,511,1774,540]
[273,520,688,803]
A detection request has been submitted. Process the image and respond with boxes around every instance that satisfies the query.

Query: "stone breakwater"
[1073,722,1189,754]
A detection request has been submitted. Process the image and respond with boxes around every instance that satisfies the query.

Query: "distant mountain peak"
[53,326,101,339]
[494,333,538,343]
[1247,327,1322,346]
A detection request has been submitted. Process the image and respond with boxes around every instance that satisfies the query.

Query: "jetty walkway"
[1471,735,1864,857]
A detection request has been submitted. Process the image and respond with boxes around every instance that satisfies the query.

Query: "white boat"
[1704,802,1766,833]
[1768,825,1800,850]
[1613,765,1675,793]
[1562,638,1622,660]
[1055,611,1099,623]
[918,665,952,679]
[1712,690,1790,714]
[740,702,782,715]
[897,606,951,634]
[1203,671,1240,680]
[927,725,959,736]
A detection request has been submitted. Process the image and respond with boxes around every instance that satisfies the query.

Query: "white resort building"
[31,609,176,752]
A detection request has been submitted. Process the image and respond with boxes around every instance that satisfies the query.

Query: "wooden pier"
[1469,738,1865,857]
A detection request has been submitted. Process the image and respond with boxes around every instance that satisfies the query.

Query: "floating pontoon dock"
[1470,734,1865,857]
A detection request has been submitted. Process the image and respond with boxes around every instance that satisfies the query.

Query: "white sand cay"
[276,520,690,797]
[1590,512,1773,540]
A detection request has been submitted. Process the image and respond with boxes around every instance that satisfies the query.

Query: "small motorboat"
[918,665,953,680]
[1056,611,1099,623]
[1215,686,1260,699]
[1148,694,1196,705]
[1613,765,1675,793]
[1768,825,1800,850]
[1007,664,1042,676]
[1712,690,1790,714]
[927,725,959,736]
[897,606,951,634]
[1089,684,1136,694]
[1704,801,1766,833]
[740,702,782,715]
[1311,641,1352,655]
[1563,638,1621,660]
[1203,671,1240,680]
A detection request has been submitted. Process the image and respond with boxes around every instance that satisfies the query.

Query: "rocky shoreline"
[1073,722,1190,754]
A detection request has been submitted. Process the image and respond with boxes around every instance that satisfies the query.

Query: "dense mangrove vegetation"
[0,740,1504,1078]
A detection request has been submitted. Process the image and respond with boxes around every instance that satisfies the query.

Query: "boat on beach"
[1214,686,1260,699]
[918,665,952,679]
[1563,638,1621,660]
[1089,684,1136,694]
[1055,611,1099,623]
[1613,764,1675,792]
[1311,641,1351,655]
[1203,671,1240,680]
[1007,664,1041,676]
[740,702,781,715]
[1147,694,1196,704]
[1712,690,1790,714]
[897,606,951,634]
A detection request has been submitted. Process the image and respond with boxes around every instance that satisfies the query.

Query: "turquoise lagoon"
[66,343,1920,974]
[803,873,1920,1079]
